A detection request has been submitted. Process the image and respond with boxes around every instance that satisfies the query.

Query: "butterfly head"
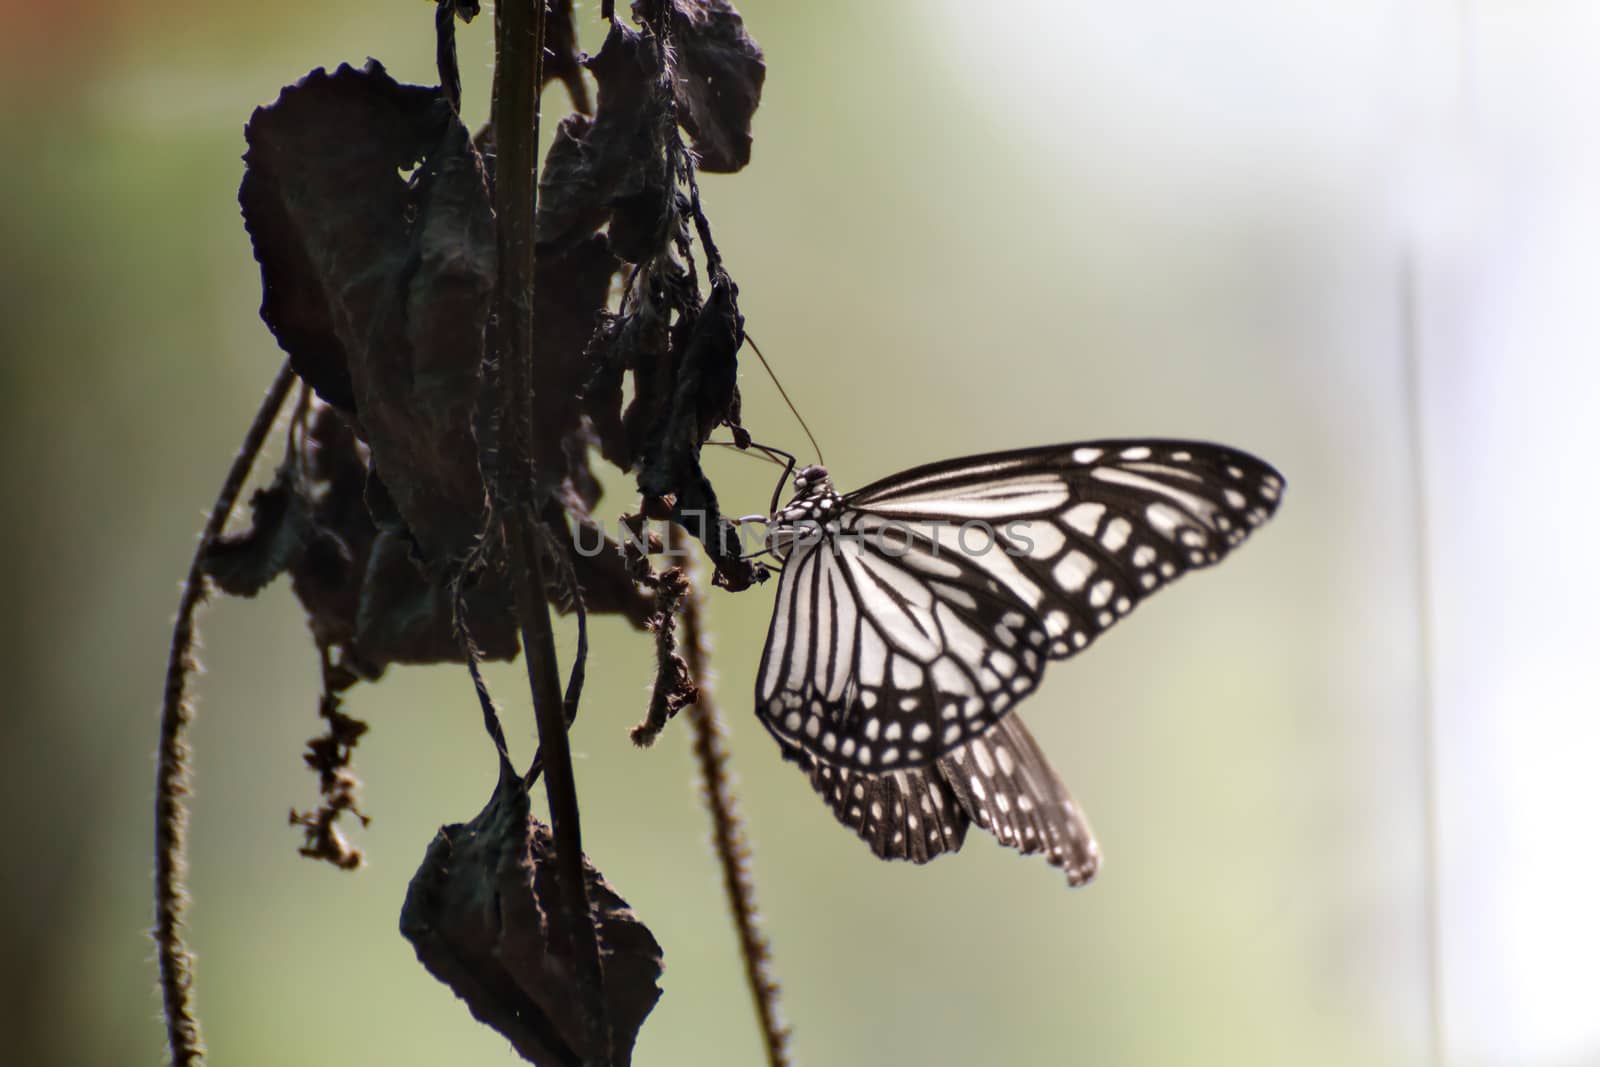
[766,465,842,561]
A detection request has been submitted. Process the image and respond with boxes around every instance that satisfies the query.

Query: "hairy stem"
[491,1,610,1063]
[676,528,791,1066]
[155,359,297,1067]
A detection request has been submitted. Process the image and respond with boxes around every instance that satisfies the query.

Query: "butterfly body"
[752,439,1283,884]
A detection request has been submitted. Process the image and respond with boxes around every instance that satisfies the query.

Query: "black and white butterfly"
[752,439,1283,882]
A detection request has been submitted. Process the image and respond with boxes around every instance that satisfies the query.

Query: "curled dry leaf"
[400,771,664,1067]
[651,0,766,172]
[205,401,519,673]
[241,60,492,573]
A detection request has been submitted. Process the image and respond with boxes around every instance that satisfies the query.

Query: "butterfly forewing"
[755,439,1283,773]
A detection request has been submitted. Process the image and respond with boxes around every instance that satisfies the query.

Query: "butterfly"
[752,439,1283,883]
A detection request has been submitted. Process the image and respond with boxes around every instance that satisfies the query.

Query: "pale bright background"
[2,2,1596,1065]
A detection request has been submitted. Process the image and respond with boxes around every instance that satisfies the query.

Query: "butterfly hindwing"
[939,714,1100,886]
[785,715,1100,885]
[755,439,1283,772]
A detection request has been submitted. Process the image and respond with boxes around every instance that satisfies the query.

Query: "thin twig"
[491,1,611,1062]
[155,358,297,1067]
[675,526,791,1066]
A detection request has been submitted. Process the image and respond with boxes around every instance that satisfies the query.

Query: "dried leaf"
[400,773,664,1066]
[241,61,496,573]
[537,22,664,257]
[658,0,765,172]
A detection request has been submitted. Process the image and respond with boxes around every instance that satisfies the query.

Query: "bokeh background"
[3,2,1596,1065]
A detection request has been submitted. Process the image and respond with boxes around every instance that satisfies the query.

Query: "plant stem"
[156,358,298,1067]
[491,1,610,1063]
[677,529,791,1067]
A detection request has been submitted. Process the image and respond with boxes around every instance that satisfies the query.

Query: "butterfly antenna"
[704,437,797,516]
[746,332,824,466]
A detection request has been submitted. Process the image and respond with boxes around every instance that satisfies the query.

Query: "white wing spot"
[1227,465,1244,479]
[1132,544,1157,567]
[1064,503,1105,536]
[1102,517,1132,552]
[990,650,1018,679]
[892,656,923,689]
[1023,521,1065,557]
[994,744,1015,775]
[972,740,995,775]
[1044,610,1069,637]
[1224,488,1247,509]
[969,774,987,801]
[1072,447,1102,463]
[1170,450,1192,462]
[882,746,900,764]
[1147,502,1186,539]
[885,721,902,742]
[1089,578,1114,608]
[1052,550,1096,592]
[1120,445,1152,460]
[943,722,962,744]
[864,717,880,740]
[784,710,802,731]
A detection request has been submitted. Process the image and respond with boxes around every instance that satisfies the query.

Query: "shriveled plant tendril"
[155,357,297,1067]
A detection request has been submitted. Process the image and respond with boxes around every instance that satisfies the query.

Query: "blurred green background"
[0,2,1442,1064]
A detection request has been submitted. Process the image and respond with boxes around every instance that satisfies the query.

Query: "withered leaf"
[205,400,520,675]
[242,60,495,574]
[400,771,664,1066]
[531,235,622,483]
[538,21,670,260]
[656,0,766,172]
[205,471,309,598]
[241,61,445,414]
[636,273,759,588]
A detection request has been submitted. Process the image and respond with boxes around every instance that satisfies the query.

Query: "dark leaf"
[531,235,622,484]
[205,472,309,597]
[400,772,664,1066]
[242,61,495,573]
[240,62,445,413]
[537,21,670,259]
[637,273,759,588]
[657,0,765,172]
